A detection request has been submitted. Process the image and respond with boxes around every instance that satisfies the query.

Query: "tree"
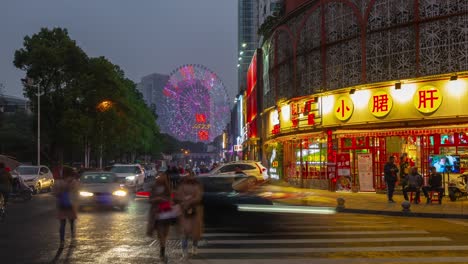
[13,27,89,164]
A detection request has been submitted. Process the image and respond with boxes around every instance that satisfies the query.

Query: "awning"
[334,124,468,138]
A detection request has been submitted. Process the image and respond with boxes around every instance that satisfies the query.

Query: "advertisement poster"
[357,153,375,192]
[336,153,351,192]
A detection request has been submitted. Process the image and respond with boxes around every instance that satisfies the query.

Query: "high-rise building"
[238,0,259,92]
[136,73,169,132]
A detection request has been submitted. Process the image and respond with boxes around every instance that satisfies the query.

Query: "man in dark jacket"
[423,166,444,204]
[384,156,399,203]
[403,166,424,204]
[0,162,13,205]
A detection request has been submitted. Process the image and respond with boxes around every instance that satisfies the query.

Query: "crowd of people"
[384,153,444,204]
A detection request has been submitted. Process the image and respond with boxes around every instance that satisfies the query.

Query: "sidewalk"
[256,182,468,219]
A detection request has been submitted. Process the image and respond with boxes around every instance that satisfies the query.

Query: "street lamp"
[96,100,113,168]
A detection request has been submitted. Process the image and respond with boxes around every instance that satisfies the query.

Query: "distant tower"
[137,73,169,131]
[238,0,259,93]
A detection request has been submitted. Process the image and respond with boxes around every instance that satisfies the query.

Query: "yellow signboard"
[369,90,393,117]
[334,96,354,121]
[413,85,442,114]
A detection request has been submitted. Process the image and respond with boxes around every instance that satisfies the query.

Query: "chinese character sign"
[198,130,209,141]
[369,91,393,117]
[195,113,207,123]
[334,96,354,121]
[336,153,352,191]
[413,85,442,114]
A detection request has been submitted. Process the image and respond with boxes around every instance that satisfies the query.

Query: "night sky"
[0,0,238,100]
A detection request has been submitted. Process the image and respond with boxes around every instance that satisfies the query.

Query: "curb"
[341,208,468,219]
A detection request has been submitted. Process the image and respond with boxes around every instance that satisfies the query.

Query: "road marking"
[148,239,157,247]
[203,230,429,237]
[443,219,468,227]
[188,257,468,264]
[205,237,450,244]
[205,225,411,231]
[197,245,468,254]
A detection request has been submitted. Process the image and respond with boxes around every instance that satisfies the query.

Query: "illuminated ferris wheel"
[161,64,230,142]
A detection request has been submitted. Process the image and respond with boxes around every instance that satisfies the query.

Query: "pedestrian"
[383,156,399,203]
[175,169,203,259]
[168,166,180,189]
[422,166,444,204]
[0,162,13,206]
[52,166,79,246]
[399,153,410,184]
[147,172,173,263]
[402,166,424,204]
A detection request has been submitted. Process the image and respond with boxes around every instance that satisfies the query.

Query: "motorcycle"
[448,174,468,201]
[10,174,33,202]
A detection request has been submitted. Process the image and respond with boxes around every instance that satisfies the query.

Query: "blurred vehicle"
[143,164,156,179]
[78,171,130,210]
[14,165,54,194]
[10,173,33,201]
[0,155,21,170]
[198,174,272,210]
[203,161,268,183]
[109,164,145,192]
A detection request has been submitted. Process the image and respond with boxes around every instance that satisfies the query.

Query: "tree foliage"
[13,27,161,166]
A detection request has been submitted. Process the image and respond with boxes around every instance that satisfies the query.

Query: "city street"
[3,191,468,263]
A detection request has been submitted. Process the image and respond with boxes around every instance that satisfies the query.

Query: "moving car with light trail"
[78,171,130,210]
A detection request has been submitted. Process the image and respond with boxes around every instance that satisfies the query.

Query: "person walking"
[423,166,444,204]
[175,170,203,260]
[52,166,79,246]
[147,172,173,263]
[0,162,13,206]
[402,166,424,204]
[384,156,399,203]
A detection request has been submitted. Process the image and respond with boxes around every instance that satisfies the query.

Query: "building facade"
[258,0,468,191]
[137,73,170,133]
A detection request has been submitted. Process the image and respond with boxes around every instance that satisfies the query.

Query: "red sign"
[198,130,209,141]
[336,153,351,177]
[195,113,206,123]
[271,124,280,135]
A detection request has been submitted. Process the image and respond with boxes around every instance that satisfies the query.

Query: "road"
[3,191,468,263]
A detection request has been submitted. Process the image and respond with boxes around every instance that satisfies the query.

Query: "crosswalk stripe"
[443,219,468,227]
[188,257,468,264]
[203,230,429,237]
[205,237,450,244]
[197,245,468,254]
[205,225,411,231]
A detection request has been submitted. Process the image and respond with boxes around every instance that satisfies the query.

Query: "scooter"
[448,174,468,201]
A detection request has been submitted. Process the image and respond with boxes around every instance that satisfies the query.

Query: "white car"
[15,165,54,194]
[207,161,268,183]
[110,164,145,191]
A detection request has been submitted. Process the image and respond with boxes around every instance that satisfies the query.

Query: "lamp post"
[96,100,113,169]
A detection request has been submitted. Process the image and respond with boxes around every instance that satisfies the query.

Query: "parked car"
[78,171,130,210]
[204,161,268,183]
[109,164,145,192]
[14,165,54,194]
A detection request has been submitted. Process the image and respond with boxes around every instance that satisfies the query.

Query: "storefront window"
[441,134,455,145]
[295,140,327,180]
[459,133,468,145]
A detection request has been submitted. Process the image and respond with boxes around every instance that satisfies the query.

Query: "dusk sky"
[0,0,238,100]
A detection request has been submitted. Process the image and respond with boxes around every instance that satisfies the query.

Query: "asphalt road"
[3,189,468,263]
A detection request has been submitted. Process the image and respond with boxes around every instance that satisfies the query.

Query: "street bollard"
[401,200,411,213]
[336,197,345,211]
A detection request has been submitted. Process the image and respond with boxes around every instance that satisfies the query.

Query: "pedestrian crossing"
[187,215,468,264]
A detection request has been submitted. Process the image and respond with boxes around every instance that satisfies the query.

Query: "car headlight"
[79,191,94,197]
[125,176,135,181]
[112,190,127,197]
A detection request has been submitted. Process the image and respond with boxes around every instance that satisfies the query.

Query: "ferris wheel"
[161,64,230,142]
